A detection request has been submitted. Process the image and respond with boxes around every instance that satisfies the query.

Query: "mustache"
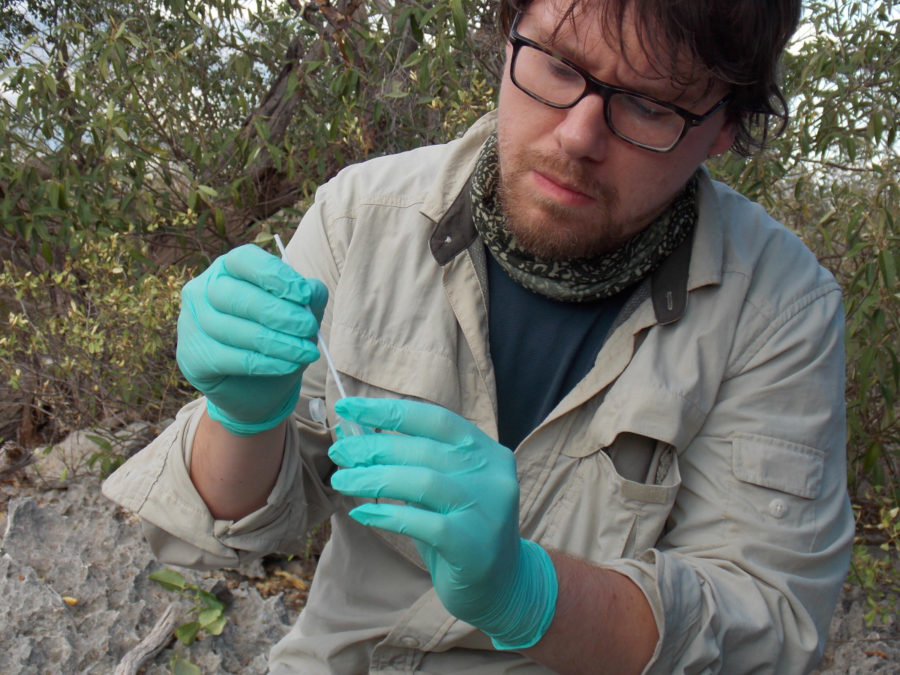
[500,148,614,205]
[499,147,616,206]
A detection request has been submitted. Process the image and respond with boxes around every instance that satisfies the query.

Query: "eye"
[618,94,675,120]
[541,53,582,83]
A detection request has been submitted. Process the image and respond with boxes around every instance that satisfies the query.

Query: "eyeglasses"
[508,12,732,153]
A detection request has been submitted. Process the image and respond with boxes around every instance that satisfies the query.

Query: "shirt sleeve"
[101,396,340,570]
[606,283,854,674]
[101,186,348,570]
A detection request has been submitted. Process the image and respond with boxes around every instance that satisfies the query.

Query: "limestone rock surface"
[0,476,296,674]
[1,426,897,674]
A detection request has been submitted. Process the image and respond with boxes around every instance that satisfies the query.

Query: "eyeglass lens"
[512,43,686,151]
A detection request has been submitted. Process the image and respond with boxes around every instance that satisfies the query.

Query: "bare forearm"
[524,552,658,675]
[189,410,287,520]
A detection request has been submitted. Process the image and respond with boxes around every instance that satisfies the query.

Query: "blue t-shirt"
[487,252,630,449]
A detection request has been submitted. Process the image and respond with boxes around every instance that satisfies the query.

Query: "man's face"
[496,0,735,260]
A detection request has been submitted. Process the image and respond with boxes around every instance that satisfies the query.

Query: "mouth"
[531,170,597,207]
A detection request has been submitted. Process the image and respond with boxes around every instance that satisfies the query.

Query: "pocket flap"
[566,385,705,458]
[329,320,462,409]
[732,433,824,499]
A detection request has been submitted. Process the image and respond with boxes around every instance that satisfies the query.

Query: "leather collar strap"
[430,175,477,265]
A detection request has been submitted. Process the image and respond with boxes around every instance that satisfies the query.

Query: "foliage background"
[1,0,897,514]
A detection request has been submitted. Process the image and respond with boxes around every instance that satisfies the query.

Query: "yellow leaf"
[273,570,308,591]
[62,596,78,606]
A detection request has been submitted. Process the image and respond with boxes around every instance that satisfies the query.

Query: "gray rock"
[812,582,900,674]
[0,476,295,674]
[1,446,897,674]
[0,553,80,672]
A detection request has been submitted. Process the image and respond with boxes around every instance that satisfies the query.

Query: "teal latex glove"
[176,244,328,436]
[328,397,558,650]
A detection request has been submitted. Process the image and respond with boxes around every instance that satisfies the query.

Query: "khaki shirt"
[104,112,853,673]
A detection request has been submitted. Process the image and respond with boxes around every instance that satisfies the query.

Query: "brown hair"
[498,0,802,156]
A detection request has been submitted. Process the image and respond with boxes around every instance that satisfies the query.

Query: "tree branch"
[199,0,364,237]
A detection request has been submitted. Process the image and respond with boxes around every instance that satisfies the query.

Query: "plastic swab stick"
[273,234,366,437]
[274,234,348,398]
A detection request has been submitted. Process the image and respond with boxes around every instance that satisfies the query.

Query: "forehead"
[520,0,714,101]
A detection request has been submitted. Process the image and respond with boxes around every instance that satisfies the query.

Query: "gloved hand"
[328,397,558,650]
[176,244,328,436]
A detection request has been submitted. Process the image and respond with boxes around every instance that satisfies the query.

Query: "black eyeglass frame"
[508,11,733,153]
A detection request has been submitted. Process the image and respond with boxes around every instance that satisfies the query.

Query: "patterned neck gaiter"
[471,133,698,302]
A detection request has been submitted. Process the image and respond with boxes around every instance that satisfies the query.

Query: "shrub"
[0,230,191,444]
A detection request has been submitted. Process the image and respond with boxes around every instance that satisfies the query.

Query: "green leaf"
[198,607,223,628]
[112,127,129,144]
[878,250,896,291]
[402,51,423,69]
[204,614,227,636]
[213,208,225,235]
[254,231,275,247]
[863,441,882,475]
[46,182,60,210]
[450,0,467,41]
[175,620,201,645]
[286,69,300,98]
[19,35,39,54]
[171,656,202,675]
[85,434,113,451]
[149,568,187,591]
[420,4,441,26]
[33,220,50,242]
[197,589,224,611]
[409,14,424,43]
[871,110,884,141]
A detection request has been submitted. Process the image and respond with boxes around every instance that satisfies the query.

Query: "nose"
[553,93,610,161]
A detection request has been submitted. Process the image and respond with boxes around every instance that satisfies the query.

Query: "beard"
[496,143,631,261]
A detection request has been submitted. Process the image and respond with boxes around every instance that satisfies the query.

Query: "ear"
[708,120,736,156]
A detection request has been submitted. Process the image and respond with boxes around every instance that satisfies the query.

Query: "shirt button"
[769,498,788,518]
[398,636,419,649]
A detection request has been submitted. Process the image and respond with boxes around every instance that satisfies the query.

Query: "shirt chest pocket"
[530,433,682,563]
[526,383,703,562]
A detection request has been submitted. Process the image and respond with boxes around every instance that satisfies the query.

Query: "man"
[104,0,854,672]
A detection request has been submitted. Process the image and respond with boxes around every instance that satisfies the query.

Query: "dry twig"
[113,602,181,675]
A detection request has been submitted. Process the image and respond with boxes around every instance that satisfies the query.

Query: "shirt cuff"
[603,549,703,674]
[102,397,307,568]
